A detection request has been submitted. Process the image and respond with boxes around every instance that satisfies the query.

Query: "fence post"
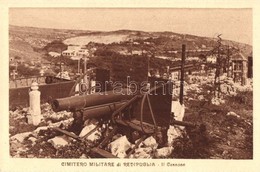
[180,44,186,105]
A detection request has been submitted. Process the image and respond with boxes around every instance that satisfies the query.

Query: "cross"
[10,69,18,80]
[40,69,44,76]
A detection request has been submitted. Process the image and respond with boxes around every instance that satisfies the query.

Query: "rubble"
[167,125,183,145]
[226,111,240,118]
[143,136,158,149]
[211,96,225,105]
[79,123,101,142]
[33,126,49,134]
[10,132,31,142]
[80,154,88,159]
[131,147,153,158]
[198,95,205,101]
[154,146,173,158]
[48,118,74,128]
[8,69,253,159]
[218,75,252,97]
[41,103,73,123]
[47,111,72,122]
[41,103,52,113]
[28,137,37,145]
[48,136,69,149]
[12,111,26,120]
[10,140,23,151]
[108,135,132,158]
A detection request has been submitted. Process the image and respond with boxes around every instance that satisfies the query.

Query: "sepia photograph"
[7,8,253,160]
[1,1,259,171]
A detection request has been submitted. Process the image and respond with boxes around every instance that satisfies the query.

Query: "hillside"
[9,25,88,62]
[9,25,252,63]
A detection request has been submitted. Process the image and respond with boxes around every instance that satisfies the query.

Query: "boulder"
[198,95,204,101]
[79,119,101,142]
[10,132,31,142]
[48,136,69,149]
[131,147,153,158]
[80,154,88,159]
[28,137,37,145]
[108,135,132,158]
[167,126,183,145]
[10,140,23,151]
[211,97,225,105]
[154,146,173,158]
[143,136,158,149]
[226,111,240,118]
[33,126,49,134]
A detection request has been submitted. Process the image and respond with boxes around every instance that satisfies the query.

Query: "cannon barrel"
[52,89,133,112]
[81,101,127,120]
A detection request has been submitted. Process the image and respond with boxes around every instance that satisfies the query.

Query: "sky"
[9,8,252,45]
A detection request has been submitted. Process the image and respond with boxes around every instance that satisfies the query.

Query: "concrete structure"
[28,82,42,126]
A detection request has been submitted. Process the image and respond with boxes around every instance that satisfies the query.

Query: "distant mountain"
[9,25,85,62]
[9,25,252,62]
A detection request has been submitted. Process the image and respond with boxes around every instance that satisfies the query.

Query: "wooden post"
[242,60,247,85]
[180,44,185,105]
[77,58,80,75]
[227,46,230,77]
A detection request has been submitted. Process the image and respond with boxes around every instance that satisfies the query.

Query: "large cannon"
[49,44,204,158]
[50,76,199,158]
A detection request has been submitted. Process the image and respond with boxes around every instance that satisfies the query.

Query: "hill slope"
[9,25,252,62]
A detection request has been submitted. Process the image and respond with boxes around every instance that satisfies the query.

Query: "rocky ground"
[9,72,253,159]
[172,72,253,159]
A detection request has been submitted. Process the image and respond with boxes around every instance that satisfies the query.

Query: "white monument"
[28,82,42,126]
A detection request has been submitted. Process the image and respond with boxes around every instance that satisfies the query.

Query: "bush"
[227,91,253,111]
[43,40,67,53]
[94,48,118,56]
[16,65,40,77]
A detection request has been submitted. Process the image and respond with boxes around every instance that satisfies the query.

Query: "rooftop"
[231,52,247,61]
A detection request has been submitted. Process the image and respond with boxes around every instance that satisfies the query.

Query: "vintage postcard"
[0,0,259,171]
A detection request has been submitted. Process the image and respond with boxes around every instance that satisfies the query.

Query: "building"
[62,45,89,57]
[76,49,88,56]
[62,49,76,56]
[231,53,248,85]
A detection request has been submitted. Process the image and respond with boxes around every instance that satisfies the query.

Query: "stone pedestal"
[28,82,42,126]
